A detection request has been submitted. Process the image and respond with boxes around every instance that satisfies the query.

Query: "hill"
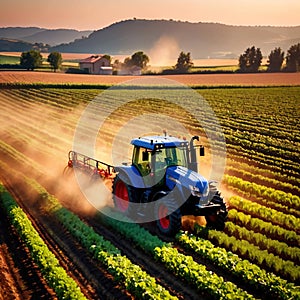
[52,19,300,59]
[0,27,92,46]
[0,38,45,52]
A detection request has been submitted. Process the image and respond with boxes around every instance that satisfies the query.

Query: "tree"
[102,54,112,64]
[123,57,132,68]
[123,51,149,71]
[175,51,193,73]
[285,43,300,72]
[267,47,284,72]
[238,46,263,72]
[20,50,42,71]
[130,51,149,69]
[47,52,62,72]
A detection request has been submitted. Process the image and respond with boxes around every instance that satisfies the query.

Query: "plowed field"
[1,71,300,86]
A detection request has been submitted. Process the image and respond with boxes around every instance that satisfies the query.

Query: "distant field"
[0,71,300,86]
[0,54,20,64]
[0,52,242,68]
[0,51,89,60]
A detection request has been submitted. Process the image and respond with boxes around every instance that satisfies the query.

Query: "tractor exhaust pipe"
[189,136,199,172]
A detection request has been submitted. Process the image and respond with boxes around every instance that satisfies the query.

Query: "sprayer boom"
[67,151,114,179]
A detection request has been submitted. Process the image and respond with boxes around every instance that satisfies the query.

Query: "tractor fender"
[114,165,146,189]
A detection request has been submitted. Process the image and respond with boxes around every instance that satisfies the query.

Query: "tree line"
[20,50,62,71]
[238,43,300,72]
[19,42,300,73]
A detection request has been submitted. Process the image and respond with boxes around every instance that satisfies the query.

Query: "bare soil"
[0,71,300,86]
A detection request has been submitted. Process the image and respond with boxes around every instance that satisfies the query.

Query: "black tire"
[205,192,228,231]
[112,175,136,218]
[154,196,182,236]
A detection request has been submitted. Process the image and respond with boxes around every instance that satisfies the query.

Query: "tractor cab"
[131,135,196,186]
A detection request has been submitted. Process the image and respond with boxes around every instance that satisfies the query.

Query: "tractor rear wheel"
[205,192,228,230]
[154,197,182,236]
[113,175,136,218]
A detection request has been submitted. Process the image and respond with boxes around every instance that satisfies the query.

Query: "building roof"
[79,55,104,64]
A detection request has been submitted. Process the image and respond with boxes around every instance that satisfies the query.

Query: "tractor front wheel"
[154,197,182,236]
[205,192,228,230]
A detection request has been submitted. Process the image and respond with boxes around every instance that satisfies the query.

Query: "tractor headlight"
[189,185,202,197]
[189,184,209,198]
[202,185,209,197]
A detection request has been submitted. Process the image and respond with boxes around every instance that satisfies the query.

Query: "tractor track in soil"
[2,177,133,300]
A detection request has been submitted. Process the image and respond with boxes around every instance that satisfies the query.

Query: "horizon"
[1,18,300,31]
[1,0,300,30]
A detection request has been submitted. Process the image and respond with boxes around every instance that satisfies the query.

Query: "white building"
[79,55,112,75]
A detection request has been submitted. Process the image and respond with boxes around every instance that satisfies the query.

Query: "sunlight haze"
[1,0,299,30]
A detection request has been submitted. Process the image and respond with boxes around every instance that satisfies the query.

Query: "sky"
[1,0,299,30]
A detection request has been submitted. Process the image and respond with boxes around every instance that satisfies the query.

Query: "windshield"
[154,147,188,169]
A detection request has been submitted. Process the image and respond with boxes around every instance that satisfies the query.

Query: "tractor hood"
[166,166,209,197]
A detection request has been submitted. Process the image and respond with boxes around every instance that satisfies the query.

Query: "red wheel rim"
[207,214,217,222]
[115,181,129,212]
[158,204,170,229]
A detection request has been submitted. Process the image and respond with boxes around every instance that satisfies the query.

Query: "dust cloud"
[149,36,180,68]
[0,92,113,216]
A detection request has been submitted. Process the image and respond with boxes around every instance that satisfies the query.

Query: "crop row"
[27,179,178,300]
[0,140,44,176]
[224,221,300,264]
[0,92,77,141]
[5,86,299,170]
[226,131,298,162]
[200,87,299,128]
[226,143,299,177]
[176,231,299,299]
[194,225,300,283]
[0,152,177,300]
[227,153,300,188]
[228,148,300,180]
[226,183,299,219]
[224,175,300,210]
[98,208,255,299]
[228,209,300,247]
[226,163,300,195]
[0,90,129,160]
[2,87,299,184]
[229,196,299,232]
[0,184,87,300]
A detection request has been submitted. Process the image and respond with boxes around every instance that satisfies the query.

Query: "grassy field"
[0,52,79,71]
[0,54,20,64]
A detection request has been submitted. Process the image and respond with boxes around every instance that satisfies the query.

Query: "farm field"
[1,70,300,86]
[0,83,299,299]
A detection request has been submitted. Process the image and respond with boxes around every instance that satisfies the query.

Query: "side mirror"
[142,151,149,161]
[199,146,205,156]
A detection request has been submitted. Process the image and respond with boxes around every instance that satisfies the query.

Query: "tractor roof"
[131,135,189,150]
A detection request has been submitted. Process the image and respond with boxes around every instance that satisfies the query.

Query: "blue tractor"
[112,134,228,236]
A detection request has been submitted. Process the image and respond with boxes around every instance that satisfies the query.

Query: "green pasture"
[0,54,20,64]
